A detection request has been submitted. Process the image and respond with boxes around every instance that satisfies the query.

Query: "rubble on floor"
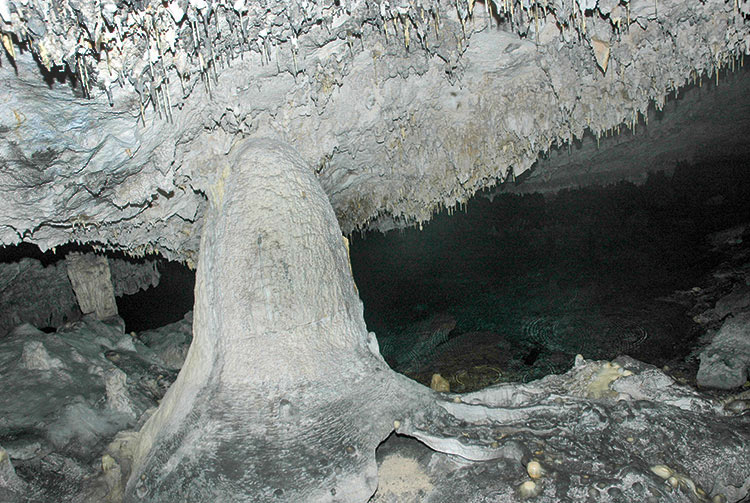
[0,315,185,502]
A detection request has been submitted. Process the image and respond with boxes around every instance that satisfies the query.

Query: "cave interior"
[2,0,750,501]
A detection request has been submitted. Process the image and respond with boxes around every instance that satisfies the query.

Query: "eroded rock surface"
[0,445,26,503]
[65,252,119,319]
[698,310,750,390]
[667,223,750,390]
[1,0,749,258]
[389,356,750,502]
[124,139,422,502]
[0,317,176,502]
[0,258,79,336]
[136,311,193,369]
[1,0,750,500]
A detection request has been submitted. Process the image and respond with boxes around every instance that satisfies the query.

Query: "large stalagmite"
[125,139,425,501]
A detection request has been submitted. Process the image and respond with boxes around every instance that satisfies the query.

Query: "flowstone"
[390,356,750,502]
[121,139,750,502]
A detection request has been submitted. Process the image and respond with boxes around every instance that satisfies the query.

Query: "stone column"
[125,139,427,502]
[65,252,118,319]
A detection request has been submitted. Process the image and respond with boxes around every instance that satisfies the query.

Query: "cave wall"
[511,65,750,193]
[0,252,160,335]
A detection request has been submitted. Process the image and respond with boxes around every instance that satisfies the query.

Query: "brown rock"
[430,373,450,393]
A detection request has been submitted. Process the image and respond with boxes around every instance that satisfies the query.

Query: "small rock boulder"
[430,373,450,392]
[698,311,750,389]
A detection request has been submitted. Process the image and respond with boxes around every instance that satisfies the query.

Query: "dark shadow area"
[0,242,195,335]
[116,260,195,333]
[350,158,750,390]
[0,241,66,266]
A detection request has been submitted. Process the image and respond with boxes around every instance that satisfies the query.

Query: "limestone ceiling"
[0,0,748,260]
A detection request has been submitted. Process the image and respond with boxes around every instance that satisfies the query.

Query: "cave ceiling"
[1,0,749,260]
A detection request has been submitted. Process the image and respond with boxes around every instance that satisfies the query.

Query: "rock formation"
[1,0,750,500]
[0,318,176,502]
[0,254,160,335]
[2,0,750,253]
[698,311,750,389]
[65,252,119,319]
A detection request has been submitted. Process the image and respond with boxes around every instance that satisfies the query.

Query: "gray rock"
[65,252,118,320]
[0,315,177,500]
[104,368,137,419]
[0,256,162,336]
[109,259,160,297]
[709,225,748,250]
[137,312,193,370]
[21,335,66,371]
[0,0,748,255]
[0,0,748,500]
[125,139,414,502]
[0,446,26,494]
[0,259,79,336]
[698,311,750,390]
[384,356,750,503]
[713,285,750,320]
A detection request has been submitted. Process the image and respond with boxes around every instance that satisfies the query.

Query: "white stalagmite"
[125,139,433,501]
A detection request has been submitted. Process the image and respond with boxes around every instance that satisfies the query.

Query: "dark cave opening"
[115,260,194,333]
[0,242,195,337]
[350,158,750,391]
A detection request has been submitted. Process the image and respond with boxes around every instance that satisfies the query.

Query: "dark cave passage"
[350,158,750,391]
[0,242,194,336]
[116,260,194,333]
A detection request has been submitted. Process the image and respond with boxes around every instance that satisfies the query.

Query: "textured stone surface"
[377,356,750,503]
[114,138,750,502]
[1,0,750,501]
[124,138,426,502]
[136,311,193,369]
[511,68,750,194]
[0,446,26,502]
[1,0,749,258]
[0,258,79,335]
[698,311,750,389]
[109,259,161,298]
[65,252,118,319]
[0,255,160,335]
[0,317,177,501]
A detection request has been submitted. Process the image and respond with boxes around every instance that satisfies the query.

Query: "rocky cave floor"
[391,223,750,396]
[367,216,750,502]
[356,165,750,502]
[371,224,750,503]
[392,220,750,393]
[0,312,193,502]
[0,234,749,502]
